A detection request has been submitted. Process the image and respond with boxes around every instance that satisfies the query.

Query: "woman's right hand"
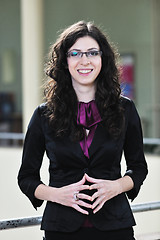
[52,175,92,215]
[35,175,92,215]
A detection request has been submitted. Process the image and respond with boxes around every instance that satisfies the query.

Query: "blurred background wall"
[0,0,160,239]
[0,0,160,139]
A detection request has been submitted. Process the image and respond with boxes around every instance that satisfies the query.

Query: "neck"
[72,83,96,103]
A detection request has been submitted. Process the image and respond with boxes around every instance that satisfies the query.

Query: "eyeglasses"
[67,50,102,59]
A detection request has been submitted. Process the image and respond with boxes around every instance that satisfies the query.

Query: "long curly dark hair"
[44,20,124,140]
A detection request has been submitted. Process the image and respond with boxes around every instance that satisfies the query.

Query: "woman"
[18,21,148,240]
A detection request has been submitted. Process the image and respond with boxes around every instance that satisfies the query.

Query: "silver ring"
[73,192,79,201]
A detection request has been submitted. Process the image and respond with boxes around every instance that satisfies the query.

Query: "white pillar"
[151,0,160,138]
[21,0,44,132]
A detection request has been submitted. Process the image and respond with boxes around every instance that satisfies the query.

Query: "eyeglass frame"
[66,50,102,58]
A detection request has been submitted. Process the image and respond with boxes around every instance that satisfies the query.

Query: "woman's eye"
[89,51,99,56]
[71,51,79,57]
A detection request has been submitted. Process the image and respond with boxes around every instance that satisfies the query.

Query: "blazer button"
[84,168,89,174]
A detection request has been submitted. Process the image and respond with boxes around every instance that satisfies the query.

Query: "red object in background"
[120,54,135,100]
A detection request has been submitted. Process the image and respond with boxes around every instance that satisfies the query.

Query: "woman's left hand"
[85,173,122,214]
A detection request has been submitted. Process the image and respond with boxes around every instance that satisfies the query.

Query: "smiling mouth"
[77,69,93,74]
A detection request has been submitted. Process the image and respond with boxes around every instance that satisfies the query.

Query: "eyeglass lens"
[67,50,102,58]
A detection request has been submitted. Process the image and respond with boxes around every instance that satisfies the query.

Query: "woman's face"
[67,36,102,89]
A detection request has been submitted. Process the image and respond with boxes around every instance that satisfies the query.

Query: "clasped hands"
[54,173,122,215]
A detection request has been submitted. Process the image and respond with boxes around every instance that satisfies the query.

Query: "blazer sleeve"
[123,100,148,201]
[18,106,45,209]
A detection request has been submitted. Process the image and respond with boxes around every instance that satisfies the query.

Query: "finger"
[93,201,105,214]
[78,193,92,201]
[85,174,101,183]
[89,183,101,190]
[73,204,89,215]
[92,195,105,210]
[77,200,92,209]
[74,175,86,186]
[91,191,99,201]
[78,184,90,191]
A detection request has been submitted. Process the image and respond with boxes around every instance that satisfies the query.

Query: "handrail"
[0,216,42,230]
[131,201,160,213]
[0,201,160,230]
[143,138,160,145]
[0,132,24,140]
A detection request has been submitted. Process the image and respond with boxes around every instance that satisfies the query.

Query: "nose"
[80,55,90,65]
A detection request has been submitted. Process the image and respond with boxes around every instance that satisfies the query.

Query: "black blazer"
[18,97,148,232]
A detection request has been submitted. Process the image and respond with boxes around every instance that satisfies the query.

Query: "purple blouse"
[77,100,102,159]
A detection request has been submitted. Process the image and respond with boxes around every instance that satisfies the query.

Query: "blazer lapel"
[75,125,108,163]
[88,124,107,159]
[70,138,89,165]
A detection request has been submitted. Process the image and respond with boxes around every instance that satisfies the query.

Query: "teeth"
[78,69,92,74]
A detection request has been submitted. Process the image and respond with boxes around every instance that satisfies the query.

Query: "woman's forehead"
[69,36,99,51]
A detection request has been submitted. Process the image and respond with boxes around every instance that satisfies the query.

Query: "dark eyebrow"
[87,48,99,51]
[69,48,99,52]
[68,49,81,52]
